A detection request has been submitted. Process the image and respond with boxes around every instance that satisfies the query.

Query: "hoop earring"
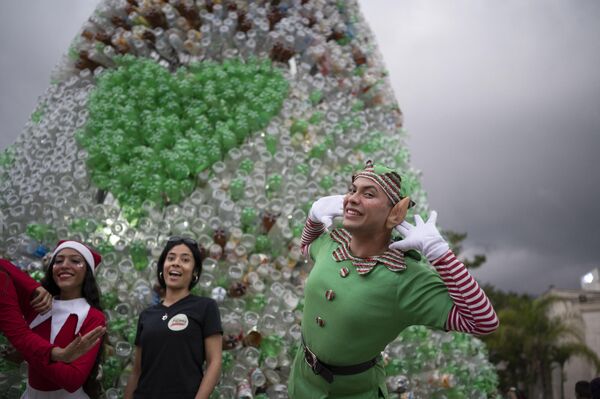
[159,271,163,279]
[192,274,199,283]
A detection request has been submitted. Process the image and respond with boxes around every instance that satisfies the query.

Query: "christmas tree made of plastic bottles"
[0,1,498,398]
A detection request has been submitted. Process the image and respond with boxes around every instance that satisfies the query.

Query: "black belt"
[302,337,379,383]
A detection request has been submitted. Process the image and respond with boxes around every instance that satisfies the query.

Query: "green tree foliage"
[481,293,600,399]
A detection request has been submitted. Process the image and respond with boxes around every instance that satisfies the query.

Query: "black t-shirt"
[134,295,222,399]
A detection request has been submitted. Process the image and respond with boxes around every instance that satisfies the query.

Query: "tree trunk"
[560,364,565,399]
[530,361,553,399]
[541,362,554,399]
[530,373,543,398]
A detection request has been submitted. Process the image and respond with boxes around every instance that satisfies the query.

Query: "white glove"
[308,195,344,230]
[389,211,450,261]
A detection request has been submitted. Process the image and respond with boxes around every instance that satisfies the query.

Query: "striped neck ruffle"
[330,228,407,275]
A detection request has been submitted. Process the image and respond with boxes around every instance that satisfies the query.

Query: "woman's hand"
[194,334,223,399]
[30,286,52,314]
[51,325,106,363]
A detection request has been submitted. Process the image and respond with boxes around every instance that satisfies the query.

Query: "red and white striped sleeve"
[432,250,499,335]
[300,218,326,257]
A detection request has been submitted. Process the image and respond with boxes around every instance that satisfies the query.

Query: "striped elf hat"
[352,160,416,208]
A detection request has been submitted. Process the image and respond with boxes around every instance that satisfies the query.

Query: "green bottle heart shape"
[77,55,288,217]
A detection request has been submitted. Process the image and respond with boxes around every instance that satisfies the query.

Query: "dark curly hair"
[42,255,104,398]
[156,238,203,291]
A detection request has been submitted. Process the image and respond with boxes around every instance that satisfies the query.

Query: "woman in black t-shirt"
[124,237,223,399]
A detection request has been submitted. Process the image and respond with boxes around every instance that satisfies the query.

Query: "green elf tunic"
[289,228,454,398]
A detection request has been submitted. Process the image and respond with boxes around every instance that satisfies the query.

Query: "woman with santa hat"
[0,257,104,370]
[18,240,106,399]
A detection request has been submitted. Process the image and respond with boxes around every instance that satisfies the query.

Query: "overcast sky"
[1,1,599,295]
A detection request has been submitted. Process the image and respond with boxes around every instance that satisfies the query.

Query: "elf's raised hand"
[389,211,449,261]
[308,195,345,230]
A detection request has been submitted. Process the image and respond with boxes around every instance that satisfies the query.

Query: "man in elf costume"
[288,161,499,398]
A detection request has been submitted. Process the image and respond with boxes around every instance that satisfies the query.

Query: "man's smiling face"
[343,176,392,235]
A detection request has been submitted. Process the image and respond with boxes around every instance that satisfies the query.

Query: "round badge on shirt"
[167,314,189,331]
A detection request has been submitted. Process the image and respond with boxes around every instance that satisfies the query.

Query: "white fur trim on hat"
[53,241,96,274]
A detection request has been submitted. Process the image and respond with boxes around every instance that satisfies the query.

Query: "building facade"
[546,285,600,399]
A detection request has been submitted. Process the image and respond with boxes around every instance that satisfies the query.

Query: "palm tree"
[482,295,600,398]
[552,342,600,399]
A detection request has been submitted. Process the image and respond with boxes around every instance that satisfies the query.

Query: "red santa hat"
[52,240,102,274]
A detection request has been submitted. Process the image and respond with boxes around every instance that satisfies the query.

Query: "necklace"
[161,295,186,321]
[161,302,169,321]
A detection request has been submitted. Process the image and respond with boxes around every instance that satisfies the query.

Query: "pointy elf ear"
[386,197,410,229]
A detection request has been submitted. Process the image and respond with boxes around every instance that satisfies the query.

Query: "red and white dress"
[21,299,105,399]
[0,259,105,398]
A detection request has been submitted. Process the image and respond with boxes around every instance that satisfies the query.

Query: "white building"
[547,269,600,399]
